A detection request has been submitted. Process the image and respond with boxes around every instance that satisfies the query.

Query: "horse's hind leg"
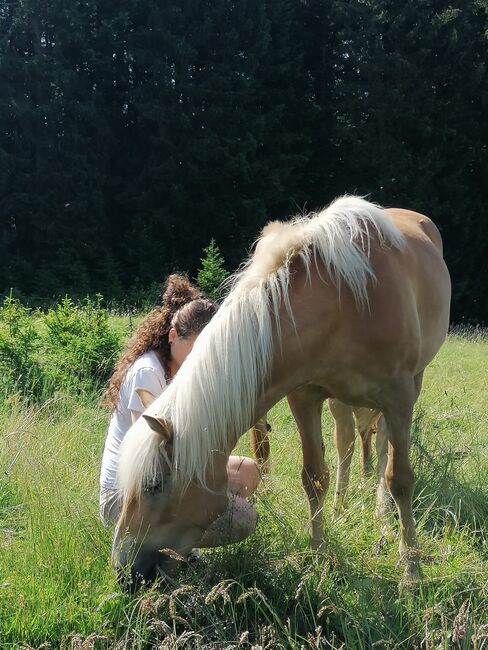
[382,378,420,584]
[328,399,355,518]
[374,415,391,522]
[353,408,381,477]
[250,417,270,473]
[288,386,329,549]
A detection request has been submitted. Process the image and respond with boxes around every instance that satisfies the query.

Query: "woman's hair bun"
[162,273,202,310]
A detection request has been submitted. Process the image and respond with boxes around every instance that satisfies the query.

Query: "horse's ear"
[135,388,156,409]
[143,414,172,442]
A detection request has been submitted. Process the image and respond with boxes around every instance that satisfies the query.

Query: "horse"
[114,196,451,588]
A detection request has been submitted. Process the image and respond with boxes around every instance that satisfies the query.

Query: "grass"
[0,332,487,648]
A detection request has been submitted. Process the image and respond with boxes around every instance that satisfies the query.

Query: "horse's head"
[113,401,229,590]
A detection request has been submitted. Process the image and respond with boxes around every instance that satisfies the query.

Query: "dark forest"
[1,0,487,322]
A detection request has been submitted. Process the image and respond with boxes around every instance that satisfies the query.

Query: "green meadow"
[0,318,487,648]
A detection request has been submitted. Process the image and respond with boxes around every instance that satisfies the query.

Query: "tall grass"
[0,294,121,404]
[0,328,487,648]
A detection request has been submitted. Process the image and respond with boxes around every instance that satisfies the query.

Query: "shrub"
[0,293,121,404]
[0,294,45,401]
[43,295,121,394]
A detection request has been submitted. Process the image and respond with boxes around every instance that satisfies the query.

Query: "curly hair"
[103,274,217,411]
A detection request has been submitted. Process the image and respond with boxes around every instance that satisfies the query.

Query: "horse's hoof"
[310,538,325,552]
[398,561,423,594]
[372,534,387,556]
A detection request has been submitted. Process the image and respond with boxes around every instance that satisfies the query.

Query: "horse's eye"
[142,477,162,494]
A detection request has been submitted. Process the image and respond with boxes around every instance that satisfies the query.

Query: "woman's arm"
[130,387,158,424]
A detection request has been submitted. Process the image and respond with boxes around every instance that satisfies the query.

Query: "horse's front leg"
[328,399,355,518]
[287,385,329,549]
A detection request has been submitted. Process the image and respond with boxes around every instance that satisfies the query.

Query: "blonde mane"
[118,196,405,500]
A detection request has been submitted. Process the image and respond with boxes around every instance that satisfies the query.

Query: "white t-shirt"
[99,350,167,490]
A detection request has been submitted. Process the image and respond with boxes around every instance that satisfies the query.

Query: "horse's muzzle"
[113,538,181,593]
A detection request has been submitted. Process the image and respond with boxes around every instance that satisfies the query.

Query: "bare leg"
[328,399,355,518]
[226,455,261,498]
[288,385,329,549]
[198,456,260,547]
[199,493,258,547]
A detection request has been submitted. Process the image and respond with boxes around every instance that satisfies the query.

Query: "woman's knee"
[242,457,261,493]
[227,456,261,497]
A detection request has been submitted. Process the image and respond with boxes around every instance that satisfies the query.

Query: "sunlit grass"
[0,334,487,648]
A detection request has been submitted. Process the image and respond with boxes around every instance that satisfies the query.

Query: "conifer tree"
[197,240,230,303]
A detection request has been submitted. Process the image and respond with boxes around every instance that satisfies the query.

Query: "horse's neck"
[248,350,307,436]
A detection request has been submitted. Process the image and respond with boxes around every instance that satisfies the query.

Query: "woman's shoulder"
[121,350,167,402]
[129,350,164,376]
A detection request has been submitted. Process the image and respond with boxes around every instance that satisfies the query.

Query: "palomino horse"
[114,196,450,587]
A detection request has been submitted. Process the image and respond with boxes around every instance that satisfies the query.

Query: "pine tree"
[197,240,230,303]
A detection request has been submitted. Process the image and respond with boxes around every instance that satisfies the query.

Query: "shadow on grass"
[410,408,488,551]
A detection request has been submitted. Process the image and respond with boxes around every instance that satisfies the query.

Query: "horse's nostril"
[116,561,158,594]
[116,563,158,593]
